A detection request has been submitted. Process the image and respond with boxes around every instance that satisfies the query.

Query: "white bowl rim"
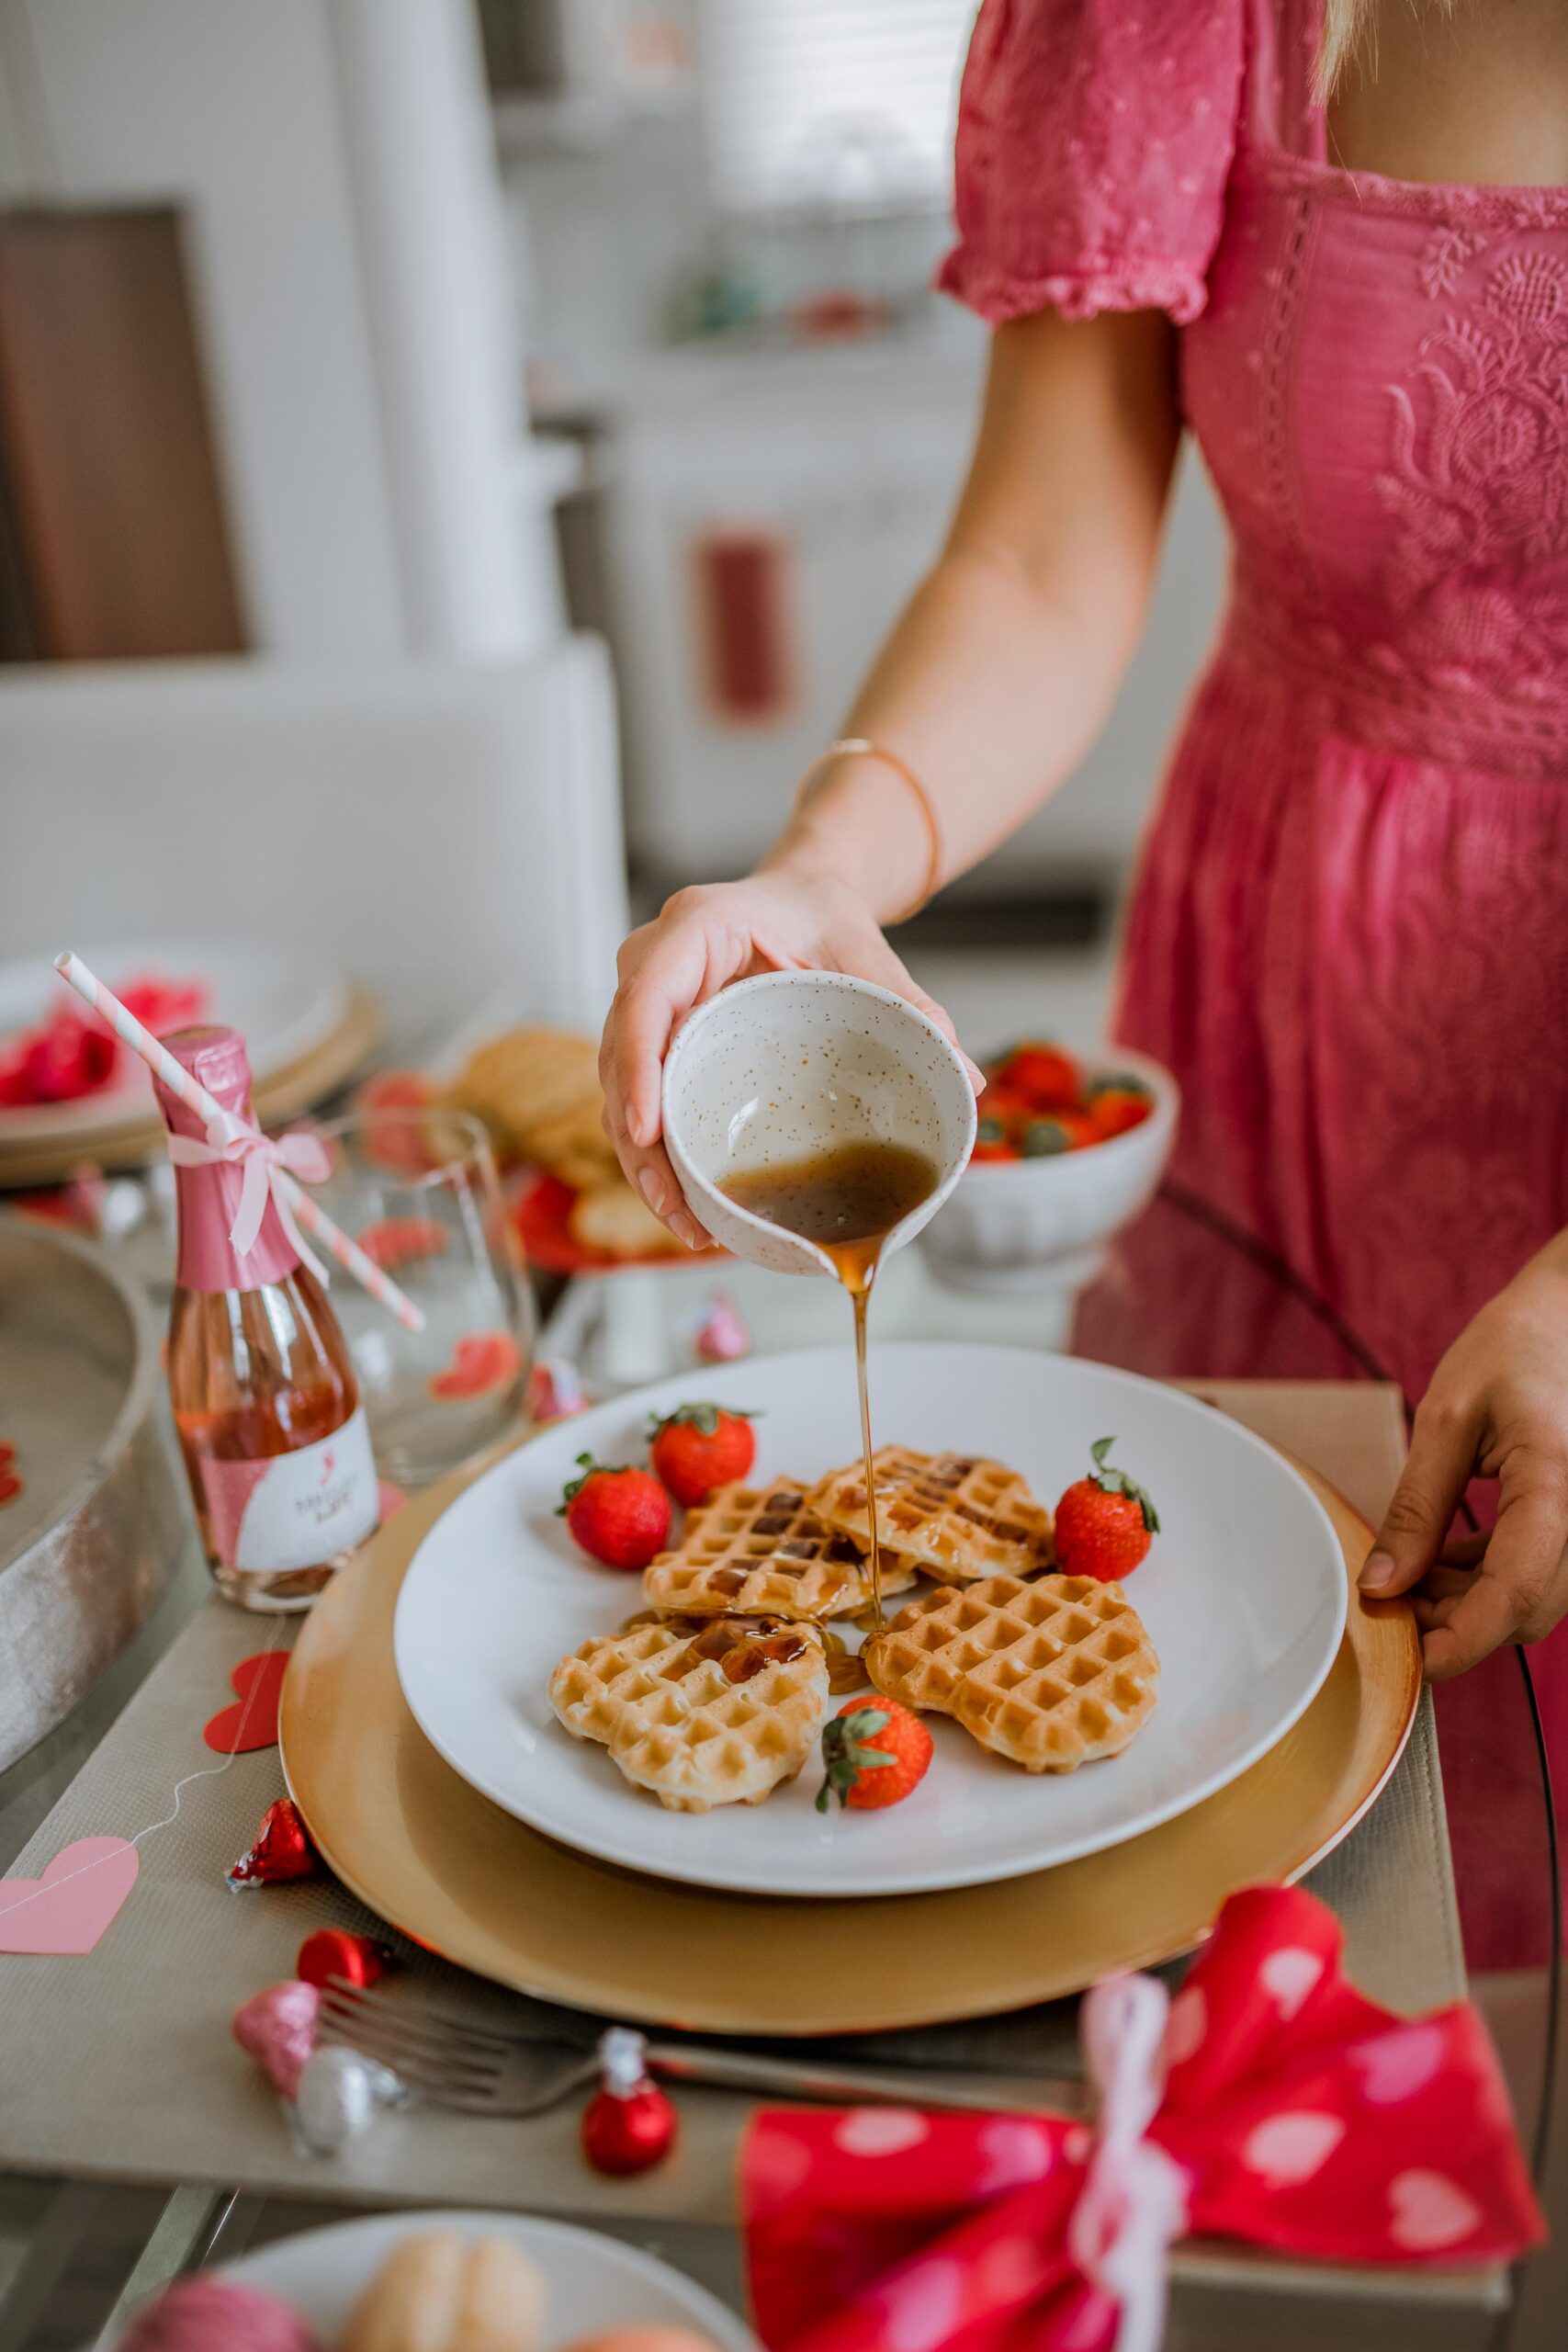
[661,968,978,1265]
[964,1043,1180,1175]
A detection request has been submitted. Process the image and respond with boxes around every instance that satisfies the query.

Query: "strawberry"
[558,1453,671,1570]
[971,1114,1019,1163]
[1085,1073,1154,1140]
[1054,1437,1160,1581]
[993,1042,1080,1112]
[1020,1111,1098,1157]
[976,1085,1034,1136]
[817,1698,933,1812]
[648,1401,758,1504]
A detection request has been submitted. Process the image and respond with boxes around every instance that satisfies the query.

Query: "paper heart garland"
[0,1837,139,1954]
[203,1650,289,1754]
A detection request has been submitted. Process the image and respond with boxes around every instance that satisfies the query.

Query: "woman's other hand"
[598,867,979,1248]
[1359,1244,1568,1677]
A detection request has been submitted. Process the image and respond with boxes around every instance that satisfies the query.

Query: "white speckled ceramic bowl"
[919,1046,1179,1295]
[661,971,977,1276]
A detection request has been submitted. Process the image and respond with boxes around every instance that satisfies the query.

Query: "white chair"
[0,639,629,1036]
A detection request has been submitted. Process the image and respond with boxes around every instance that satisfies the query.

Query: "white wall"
[0,0,560,658]
[0,0,409,654]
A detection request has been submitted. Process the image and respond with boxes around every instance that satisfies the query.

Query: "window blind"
[701,0,978,213]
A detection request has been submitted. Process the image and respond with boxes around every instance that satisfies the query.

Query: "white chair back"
[0,640,628,1036]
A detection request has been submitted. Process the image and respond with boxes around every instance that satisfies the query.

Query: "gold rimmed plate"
[279,1401,1420,2036]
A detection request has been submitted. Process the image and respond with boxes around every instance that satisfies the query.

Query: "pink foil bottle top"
[154,1025,301,1291]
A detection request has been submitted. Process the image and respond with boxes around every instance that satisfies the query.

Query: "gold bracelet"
[792,736,943,925]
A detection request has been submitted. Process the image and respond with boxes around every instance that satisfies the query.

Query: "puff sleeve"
[937,0,1246,326]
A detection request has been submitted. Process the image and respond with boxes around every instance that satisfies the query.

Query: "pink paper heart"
[1388,2167,1483,2252]
[0,1837,139,1954]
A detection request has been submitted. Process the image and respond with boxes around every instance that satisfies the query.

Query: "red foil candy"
[582,2084,678,2175]
[581,2028,677,2175]
[228,1799,320,1890]
[296,1928,392,1991]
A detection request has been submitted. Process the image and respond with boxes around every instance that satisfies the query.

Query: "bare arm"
[603,307,1183,1242]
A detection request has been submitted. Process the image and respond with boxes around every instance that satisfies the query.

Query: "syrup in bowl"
[721,1140,938,1626]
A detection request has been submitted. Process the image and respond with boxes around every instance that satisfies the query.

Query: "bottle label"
[200,1407,379,1572]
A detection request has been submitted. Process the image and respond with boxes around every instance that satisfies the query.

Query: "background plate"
[280,1413,1418,2034]
[110,2210,755,2349]
[393,1347,1348,1898]
[0,938,348,1142]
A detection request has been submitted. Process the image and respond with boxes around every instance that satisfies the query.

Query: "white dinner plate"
[395,1344,1348,1900]
[112,2210,754,2348]
[0,938,349,1141]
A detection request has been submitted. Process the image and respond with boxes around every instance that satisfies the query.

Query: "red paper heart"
[429,1329,523,1400]
[203,1651,289,1754]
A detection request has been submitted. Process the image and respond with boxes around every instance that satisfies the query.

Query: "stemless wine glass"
[305,1105,534,1491]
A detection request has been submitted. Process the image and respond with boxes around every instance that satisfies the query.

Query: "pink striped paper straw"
[53,951,425,1332]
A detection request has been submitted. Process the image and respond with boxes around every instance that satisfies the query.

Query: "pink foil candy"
[528,1357,587,1423]
[232,1979,321,2100]
[118,2277,321,2352]
[694,1290,750,1363]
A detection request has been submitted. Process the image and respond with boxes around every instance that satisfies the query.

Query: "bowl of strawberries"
[919,1039,1178,1296]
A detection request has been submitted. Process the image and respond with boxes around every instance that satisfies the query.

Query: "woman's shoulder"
[938,0,1250,327]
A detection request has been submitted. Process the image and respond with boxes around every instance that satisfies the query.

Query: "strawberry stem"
[816,1707,895,1812]
[1085,1436,1160,1532]
[558,1451,603,1512]
[647,1402,761,1440]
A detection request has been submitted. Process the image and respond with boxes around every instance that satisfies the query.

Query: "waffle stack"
[863,1573,1159,1771]
[547,1615,830,1812]
[811,1445,1055,1584]
[644,1479,917,1623]
[449,1023,681,1258]
[549,1444,1156,1808]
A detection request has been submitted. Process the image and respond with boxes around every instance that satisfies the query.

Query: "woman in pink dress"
[600,0,1568,1916]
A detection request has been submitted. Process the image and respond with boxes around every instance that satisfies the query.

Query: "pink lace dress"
[941,0,1568,1952]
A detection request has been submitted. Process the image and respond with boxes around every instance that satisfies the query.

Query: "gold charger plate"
[279,1430,1421,2037]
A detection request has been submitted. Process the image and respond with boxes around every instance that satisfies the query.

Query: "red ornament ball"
[228,1798,320,1890]
[581,2083,678,2176]
[296,1928,392,1991]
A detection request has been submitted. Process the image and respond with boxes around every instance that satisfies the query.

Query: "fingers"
[1438,1530,1492,1569]
[1419,1463,1568,1679]
[1359,1394,1483,1599]
[605,909,722,1152]
[598,917,719,1249]
[602,1117,708,1251]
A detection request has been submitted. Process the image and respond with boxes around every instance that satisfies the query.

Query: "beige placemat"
[0,1383,1460,2227]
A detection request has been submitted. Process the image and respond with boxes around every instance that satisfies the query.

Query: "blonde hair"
[1315,0,1454,104]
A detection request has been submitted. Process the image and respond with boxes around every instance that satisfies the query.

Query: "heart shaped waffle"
[812,1446,1055,1584]
[863,1573,1158,1771]
[644,1479,915,1623]
[547,1616,829,1811]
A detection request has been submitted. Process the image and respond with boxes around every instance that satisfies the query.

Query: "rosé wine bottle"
[155,1025,378,1611]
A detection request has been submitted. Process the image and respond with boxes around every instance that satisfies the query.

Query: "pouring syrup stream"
[720,1139,937,1628]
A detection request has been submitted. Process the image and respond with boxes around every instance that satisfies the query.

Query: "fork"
[318,1982,1080,2120]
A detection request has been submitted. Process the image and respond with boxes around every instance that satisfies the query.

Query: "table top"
[0,1183,1557,2349]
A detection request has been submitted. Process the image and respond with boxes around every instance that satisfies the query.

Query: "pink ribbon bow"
[1066,1974,1188,2352]
[742,1885,1545,2352]
[166,1111,332,1285]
